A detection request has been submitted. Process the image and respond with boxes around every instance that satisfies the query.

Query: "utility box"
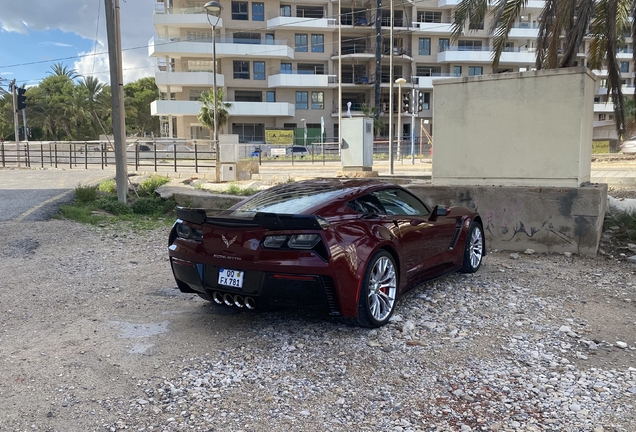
[341,117,374,171]
[432,68,595,187]
[220,163,236,182]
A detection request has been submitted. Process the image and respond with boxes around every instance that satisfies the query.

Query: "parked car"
[286,145,311,157]
[621,136,636,154]
[168,179,484,327]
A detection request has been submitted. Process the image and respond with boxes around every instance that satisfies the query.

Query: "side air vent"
[449,219,462,250]
[321,276,340,315]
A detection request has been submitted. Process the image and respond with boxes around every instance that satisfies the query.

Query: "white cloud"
[40,41,74,47]
[0,0,155,83]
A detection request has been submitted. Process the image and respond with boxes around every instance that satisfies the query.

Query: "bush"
[131,197,166,216]
[98,179,117,194]
[96,196,132,216]
[138,176,170,196]
[226,183,259,196]
[74,185,99,204]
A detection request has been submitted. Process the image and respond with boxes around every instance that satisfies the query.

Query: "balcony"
[508,23,539,39]
[594,102,615,113]
[414,74,458,88]
[438,46,535,64]
[412,19,453,34]
[155,71,225,92]
[332,45,376,59]
[268,71,337,88]
[437,0,461,8]
[151,100,295,117]
[437,47,492,63]
[266,15,337,30]
[148,36,294,59]
[617,49,633,60]
[153,5,224,29]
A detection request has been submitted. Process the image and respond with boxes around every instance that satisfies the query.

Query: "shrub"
[96,196,132,216]
[139,176,170,196]
[74,185,99,204]
[131,197,165,216]
[98,179,117,194]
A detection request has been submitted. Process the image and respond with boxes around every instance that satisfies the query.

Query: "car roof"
[227,178,398,216]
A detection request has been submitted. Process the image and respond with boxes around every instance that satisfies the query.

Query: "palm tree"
[198,88,232,137]
[451,0,634,139]
[66,86,89,140]
[80,76,105,137]
[48,63,80,80]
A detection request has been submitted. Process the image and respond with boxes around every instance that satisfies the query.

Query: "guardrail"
[0,139,433,171]
[0,139,217,173]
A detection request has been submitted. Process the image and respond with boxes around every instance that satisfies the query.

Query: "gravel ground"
[1,217,635,432]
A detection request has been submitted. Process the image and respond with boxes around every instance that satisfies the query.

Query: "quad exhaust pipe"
[211,292,256,310]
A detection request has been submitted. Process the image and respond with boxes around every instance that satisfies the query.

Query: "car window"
[372,189,430,216]
[348,194,386,214]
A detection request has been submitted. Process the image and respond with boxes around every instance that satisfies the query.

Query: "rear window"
[229,182,343,216]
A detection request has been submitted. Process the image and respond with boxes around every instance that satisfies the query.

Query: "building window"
[311,91,324,109]
[419,92,430,110]
[439,38,450,53]
[253,61,265,80]
[599,114,606,121]
[416,66,441,76]
[469,19,484,30]
[252,2,264,21]
[418,38,431,55]
[454,66,462,76]
[231,1,249,20]
[311,34,324,53]
[417,11,442,23]
[266,91,276,102]
[234,90,262,102]
[281,63,292,74]
[233,60,250,79]
[468,66,483,76]
[459,40,482,51]
[295,34,308,52]
[620,62,630,73]
[265,34,275,45]
[280,4,291,17]
[296,91,308,109]
[232,123,265,142]
[234,32,261,44]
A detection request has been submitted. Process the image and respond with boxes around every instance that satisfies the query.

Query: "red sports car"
[168,179,484,327]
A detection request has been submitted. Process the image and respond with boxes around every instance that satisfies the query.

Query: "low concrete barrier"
[406,183,607,257]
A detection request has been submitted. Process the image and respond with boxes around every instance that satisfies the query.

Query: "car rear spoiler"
[176,207,325,230]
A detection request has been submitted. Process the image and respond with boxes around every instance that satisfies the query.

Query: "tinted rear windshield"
[229,182,344,216]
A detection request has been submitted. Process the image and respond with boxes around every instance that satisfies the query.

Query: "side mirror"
[429,205,449,221]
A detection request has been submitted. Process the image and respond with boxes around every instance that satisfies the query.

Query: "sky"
[0,0,156,89]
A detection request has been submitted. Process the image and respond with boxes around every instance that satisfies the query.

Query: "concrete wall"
[432,68,596,187]
[405,183,608,257]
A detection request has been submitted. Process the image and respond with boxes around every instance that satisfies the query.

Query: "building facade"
[150,0,628,144]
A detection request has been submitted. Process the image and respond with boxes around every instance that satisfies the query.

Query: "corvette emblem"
[222,234,237,248]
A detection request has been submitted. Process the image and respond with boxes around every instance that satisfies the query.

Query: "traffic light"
[401,92,410,113]
[417,91,426,112]
[16,87,27,111]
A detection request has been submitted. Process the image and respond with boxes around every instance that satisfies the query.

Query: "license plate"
[218,268,244,288]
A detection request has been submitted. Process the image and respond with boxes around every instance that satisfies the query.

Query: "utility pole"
[105,0,128,203]
[10,79,20,167]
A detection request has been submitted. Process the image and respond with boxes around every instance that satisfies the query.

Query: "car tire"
[353,250,398,328]
[460,221,484,273]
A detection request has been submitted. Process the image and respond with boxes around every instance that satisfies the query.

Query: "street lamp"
[204,0,223,177]
[395,77,406,165]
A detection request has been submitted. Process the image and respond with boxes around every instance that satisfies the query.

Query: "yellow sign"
[592,141,610,154]
[265,129,294,145]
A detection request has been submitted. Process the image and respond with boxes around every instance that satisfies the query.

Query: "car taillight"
[288,234,320,249]
[263,235,287,248]
[262,234,321,249]
[176,222,203,241]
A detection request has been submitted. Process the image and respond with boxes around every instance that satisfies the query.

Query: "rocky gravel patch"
[0,221,635,431]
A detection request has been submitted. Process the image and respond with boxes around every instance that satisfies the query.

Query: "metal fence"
[0,138,433,172]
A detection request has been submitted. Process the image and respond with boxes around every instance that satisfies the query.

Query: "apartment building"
[149,0,629,143]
